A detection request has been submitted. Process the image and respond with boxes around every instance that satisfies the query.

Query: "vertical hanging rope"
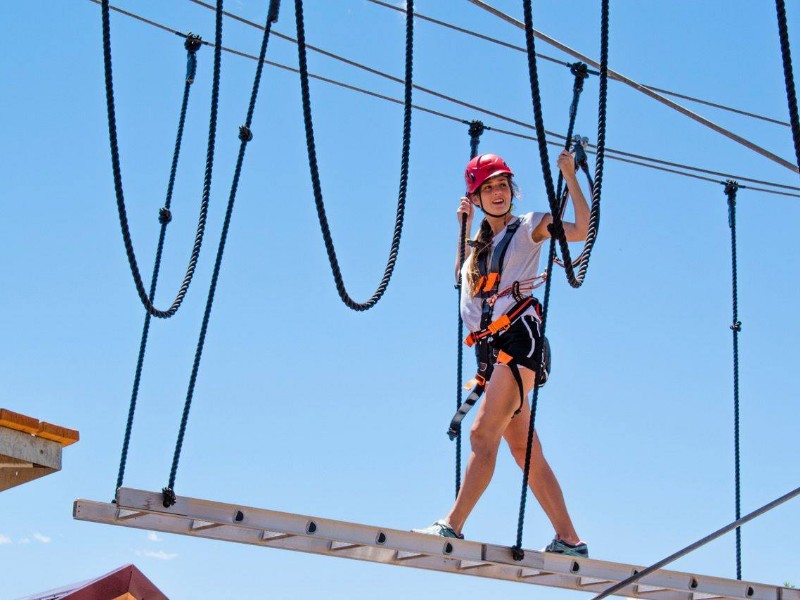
[725,180,743,580]
[455,120,486,498]
[511,0,610,560]
[100,0,221,318]
[116,33,202,494]
[162,0,281,508]
[775,0,800,174]
[295,0,413,311]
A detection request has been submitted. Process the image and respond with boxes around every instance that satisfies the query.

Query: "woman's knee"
[469,424,502,457]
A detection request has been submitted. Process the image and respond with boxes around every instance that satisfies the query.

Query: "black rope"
[555,63,588,210]
[511,0,610,560]
[521,0,608,290]
[115,33,202,494]
[295,0,413,311]
[775,0,800,174]
[511,219,557,562]
[455,120,486,498]
[162,0,281,507]
[101,0,221,319]
[725,180,743,579]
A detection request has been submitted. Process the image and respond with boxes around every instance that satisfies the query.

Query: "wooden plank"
[0,408,40,434]
[37,422,80,447]
[72,489,799,600]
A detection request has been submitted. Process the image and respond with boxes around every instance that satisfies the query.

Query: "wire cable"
[366,0,791,128]
[467,0,799,174]
[94,1,800,199]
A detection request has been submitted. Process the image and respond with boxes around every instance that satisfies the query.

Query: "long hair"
[464,175,519,296]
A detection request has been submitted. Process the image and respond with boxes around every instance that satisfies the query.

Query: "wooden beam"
[73,488,800,600]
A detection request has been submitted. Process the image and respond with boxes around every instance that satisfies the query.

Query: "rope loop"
[294,0,414,311]
[100,0,222,319]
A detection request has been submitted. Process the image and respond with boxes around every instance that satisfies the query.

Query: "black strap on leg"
[507,361,525,417]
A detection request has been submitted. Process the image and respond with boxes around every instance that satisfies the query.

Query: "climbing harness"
[295,0,414,311]
[161,0,281,507]
[101,0,221,318]
[116,32,203,492]
[447,217,550,441]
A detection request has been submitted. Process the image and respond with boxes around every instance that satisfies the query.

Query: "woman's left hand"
[556,150,576,178]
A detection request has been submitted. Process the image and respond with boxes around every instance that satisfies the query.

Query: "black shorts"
[484,314,551,385]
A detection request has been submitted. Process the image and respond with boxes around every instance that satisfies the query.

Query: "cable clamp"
[571,134,590,167]
[184,33,203,54]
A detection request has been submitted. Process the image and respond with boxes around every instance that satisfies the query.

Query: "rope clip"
[571,135,589,167]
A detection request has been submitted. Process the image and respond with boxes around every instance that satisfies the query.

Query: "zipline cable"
[367,0,791,128]
[775,0,800,174]
[591,484,800,599]
[725,180,743,580]
[162,0,282,507]
[96,1,800,199]
[186,0,800,196]
[116,33,202,493]
[100,0,222,319]
[467,0,800,175]
[512,0,608,561]
[454,120,486,498]
[294,0,413,311]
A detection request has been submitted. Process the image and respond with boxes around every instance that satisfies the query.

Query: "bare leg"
[444,365,535,535]
[504,396,581,545]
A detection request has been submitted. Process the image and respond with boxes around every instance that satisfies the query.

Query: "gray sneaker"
[543,537,588,558]
[412,520,464,539]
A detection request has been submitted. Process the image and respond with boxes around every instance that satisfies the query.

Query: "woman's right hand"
[457,196,474,229]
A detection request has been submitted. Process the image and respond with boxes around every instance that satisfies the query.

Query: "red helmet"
[464,153,513,194]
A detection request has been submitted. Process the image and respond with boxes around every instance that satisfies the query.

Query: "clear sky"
[1,1,799,598]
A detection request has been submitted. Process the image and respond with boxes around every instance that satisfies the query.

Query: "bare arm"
[532,150,590,243]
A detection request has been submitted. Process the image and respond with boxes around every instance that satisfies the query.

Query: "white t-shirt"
[460,212,546,333]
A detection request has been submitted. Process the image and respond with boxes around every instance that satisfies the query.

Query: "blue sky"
[1,1,799,598]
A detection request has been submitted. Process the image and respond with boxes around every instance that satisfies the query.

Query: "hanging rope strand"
[162,0,281,507]
[116,34,202,493]
[511,0,609,560]
[455,120,486,498]
[295,0,414,311]
[511,230,557,561]
[725,180,743,579]
[100,0,222,319]
[775,0,800,174]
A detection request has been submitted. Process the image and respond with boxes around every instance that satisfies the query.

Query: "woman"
[413,151,590,557]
